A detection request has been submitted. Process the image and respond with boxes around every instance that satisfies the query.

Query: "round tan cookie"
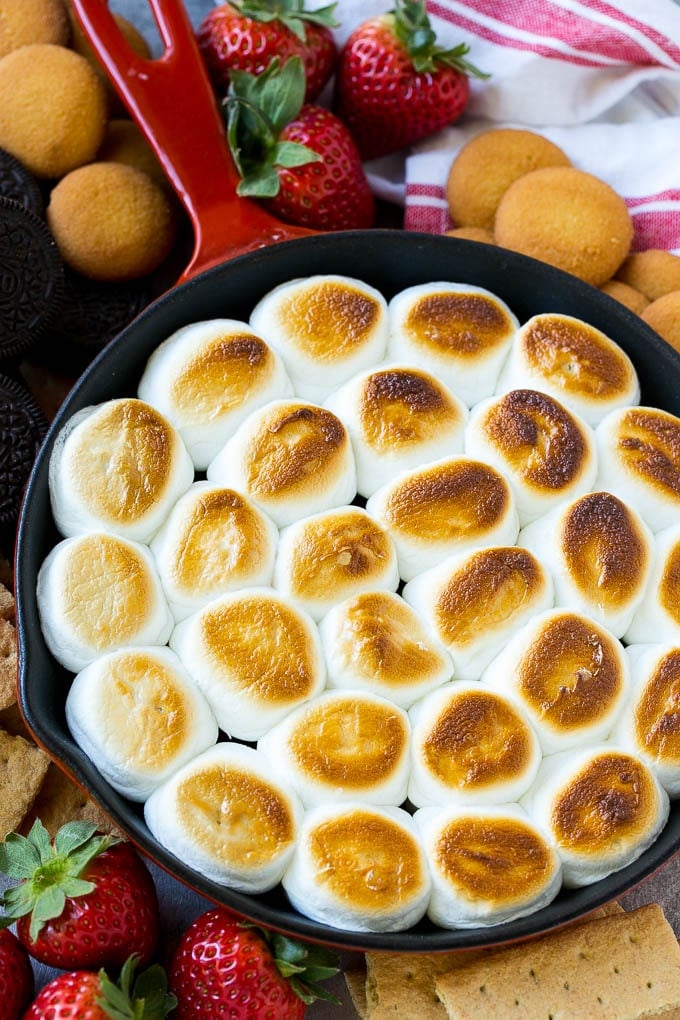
[445,226,496,244]
[0,43,107,178]
[615,249,680,302]
[446,129,571,231]
[47,161,177,281]
[68,8,152,116]
[0,0,70,58]
[97,119,168,191]
[494,166,633,286]
[641,291,680,353]
[599,279,649,315]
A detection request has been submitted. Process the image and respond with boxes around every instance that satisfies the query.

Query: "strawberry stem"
[392,0,489,78]
[231,0,338,41]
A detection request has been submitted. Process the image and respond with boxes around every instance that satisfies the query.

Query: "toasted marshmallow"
[521,745,669,887]
[137,319,292,470]
[466,389,598,525]
[206,399,356,528]
[274,506,400,621]
[282,802,430,932]
[37,533,173,673]
[150,482,278,621]
[249,275,389,402]
[519,491,654,638]
[169,588,326,740]
[614,644,680,797]
[49,398,194,543]
[258,690,410,808]
[483,609,629,755]
[387,282,518,406]
[497,313,639,426]
[624,524,680,644]
[403,546,553,680]
[319,590,452,708]
[409,682,541,809]
[65,646,218,801]
[414,804,561,929]
[325,365,468,498]
[144,741,302,893]
[595,406,680,532]
[366,457,519,582]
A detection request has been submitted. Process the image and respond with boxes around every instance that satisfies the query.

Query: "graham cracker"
[0,583,16,710]
[20,763,123,839]
[0,728,49,837]
[435,903,680,1020]
[345,965,369,1020]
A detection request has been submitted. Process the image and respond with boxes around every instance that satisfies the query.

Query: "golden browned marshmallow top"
[308,809,426,910]
[69,398,182,525]
[63,534,157,649]
[614,407,680,501]
[167,488,272,594]
[634,649,680,764]
[660,542,680,625]
[517,613,623,732]
[421,689,536,792]
[331,591,448,689]
[432,814,556,905]
[550,750,660,854]
[169,331,277,423]
[481,389,590,491]
[403,289,515,359]
[200,595,319,704]
[287,695,409,789]
[358,368,464,453]
[520,314,636,401]
[435,546,546,647]
[176,763,296,868]
[380,459,512,542]
[277,279,382,361]
[244,403,349,499]
[561,492,651,609]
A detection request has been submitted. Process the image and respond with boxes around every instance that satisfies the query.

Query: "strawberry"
[0,929,34,1020]
[168,909,340,1020]
[23,955,176,1020]
[334,0,488,160]
[197,0,339,102]
[0,820,160,971]
[224,56,374,230]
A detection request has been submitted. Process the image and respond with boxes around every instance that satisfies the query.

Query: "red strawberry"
[224,56,374,230]
[0,929,33,1020]
[197,0,338,102]
[334,0,488,161]
[23,955,176,1020]
[0,820,160,971]
[168,909,340,1020]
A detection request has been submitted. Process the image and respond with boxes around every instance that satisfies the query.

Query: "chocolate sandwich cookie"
[0,372,47,529]
[0,147,44,217]
[0,197,64,363]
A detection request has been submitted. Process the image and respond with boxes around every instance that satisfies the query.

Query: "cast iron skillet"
[15,0,680,951]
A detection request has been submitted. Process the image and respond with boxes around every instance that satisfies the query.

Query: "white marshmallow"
[206,399,356,528]
[49,398,194,543]
[319,590,453,708]
[624,523,680,644]
[169,587,326,741]
[324,364,468,498]
[387,282,518,406]
[257,689,411,808]
[150,481,278,622]
[137,319,293,470]
[282,802,430,932]
[414,804,562,929]
[37,532,173,673]
[403,545,553,680]
[366,456,519,582]
[144,742,302,893]
[521,745,669,887]
[65,645,218,801]
[249,275,389,402]
[483,608,630,755]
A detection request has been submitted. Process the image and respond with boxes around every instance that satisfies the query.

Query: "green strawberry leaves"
[260,927,341,1006]
[392,0,489,77]
[233,0,339,42]
[97,956,177,1020]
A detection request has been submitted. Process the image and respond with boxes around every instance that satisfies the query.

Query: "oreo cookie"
[0,147,44,218]
[0,372,47,530]
[0,197,64,363]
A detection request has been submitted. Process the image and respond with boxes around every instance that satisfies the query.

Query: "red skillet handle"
[70,0,312,282]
